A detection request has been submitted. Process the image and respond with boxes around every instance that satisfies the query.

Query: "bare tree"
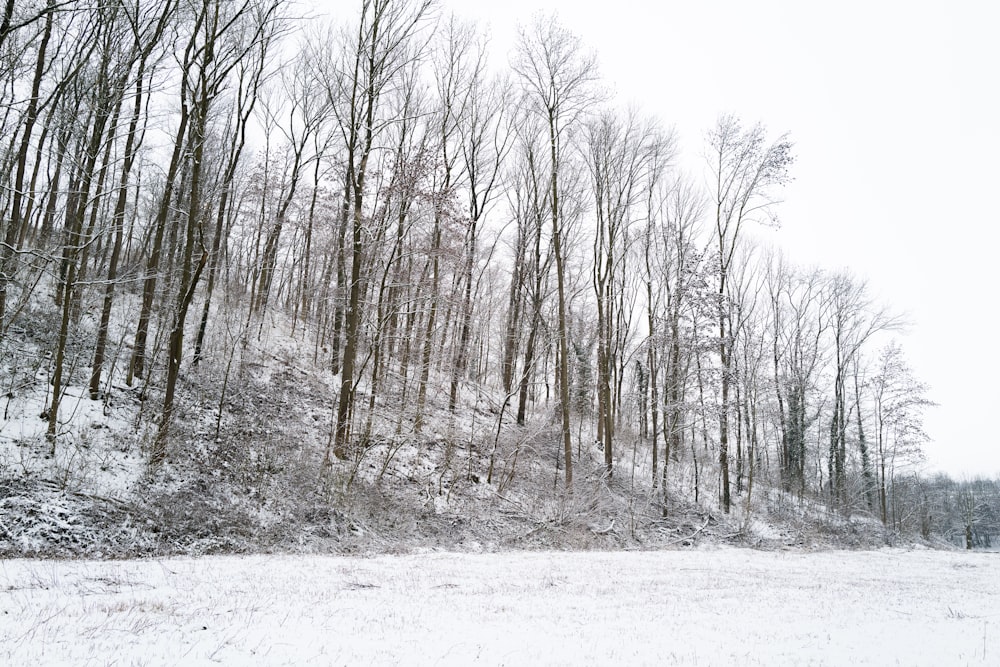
[766,255,828,496]
[0,0,56,329]
[512,14,598,488]
[871,341,933,524]
[707,115,792,512]
[825,272,901,507]
[127,1,209,386]
[448,28,512,413]
[252,44,326,317]
[48,2,131,443]
[321,0,437,462]
[659,177,706,504]
[192,0,279,365]
[506,115,553,428]
[413,14,472,431]
[90,0,177,398]
[153,0,286,463]
[584,108,667,475]
[726,244,767,503]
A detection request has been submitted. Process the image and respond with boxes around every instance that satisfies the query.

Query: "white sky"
[439,0,1000,478]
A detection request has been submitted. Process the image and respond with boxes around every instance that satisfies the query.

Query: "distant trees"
[896,475,1000,547]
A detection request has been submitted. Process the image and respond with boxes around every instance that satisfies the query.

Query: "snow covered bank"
[2,547,997,665]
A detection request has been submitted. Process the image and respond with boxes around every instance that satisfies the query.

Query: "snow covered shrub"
[0,476,153,557]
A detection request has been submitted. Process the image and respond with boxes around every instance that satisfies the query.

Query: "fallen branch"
[667,516,710,545]
[494,492,527,513]
[590,519,616,535]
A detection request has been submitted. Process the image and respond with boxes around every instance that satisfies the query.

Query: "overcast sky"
[435,0,1000,478]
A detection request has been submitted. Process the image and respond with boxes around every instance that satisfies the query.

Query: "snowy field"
[2,547,997,666]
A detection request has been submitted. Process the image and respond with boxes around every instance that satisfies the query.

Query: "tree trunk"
[91,59,150,398]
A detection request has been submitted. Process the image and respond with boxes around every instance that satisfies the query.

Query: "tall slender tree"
[707,115,792,512]
[153,0,285,463]
[512,15,597,488]
[322,0,437,462]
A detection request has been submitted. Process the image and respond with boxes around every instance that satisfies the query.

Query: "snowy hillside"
[1,311,933,558]
[1,0,998,559]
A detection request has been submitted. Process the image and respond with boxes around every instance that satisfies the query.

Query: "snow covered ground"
[2,547,997,665]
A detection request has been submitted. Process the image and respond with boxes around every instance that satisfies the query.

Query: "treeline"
[0,0,953,528]
[898,476,1000,549]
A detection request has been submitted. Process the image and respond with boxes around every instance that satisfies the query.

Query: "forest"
[0,0,997,556]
